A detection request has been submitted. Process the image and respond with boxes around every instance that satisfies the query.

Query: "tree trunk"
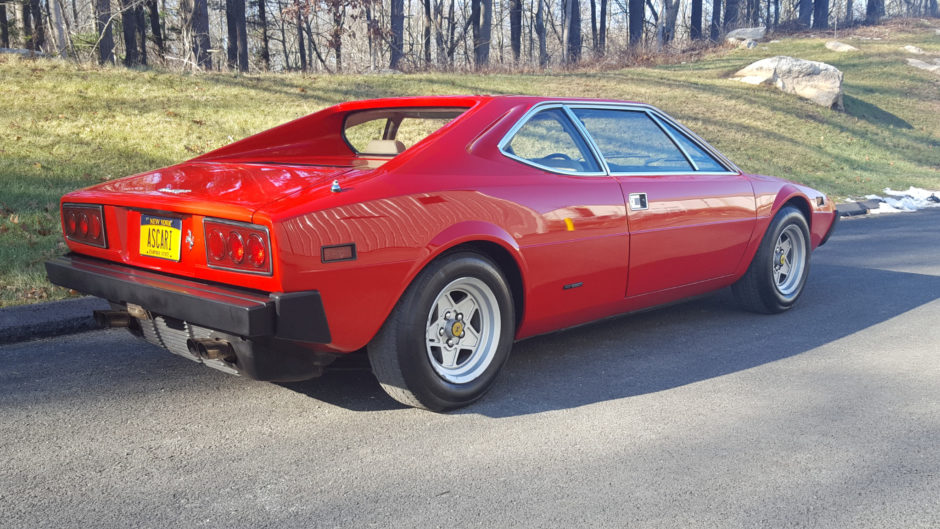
[189,0,211,69]
[812,0,828,28]
[690,0,702,39]
[135,4,147,65]
[567,0,581,63]
[148,0,164,58]
[723,0,739,29]
[235,0,248,71]
[535,0,547,66]
[119,0,138,65]
[510,0,522,62]
[29,0,45,51]
[50,0,69,56]
[629,0,644,46]
[709,0,721,40]
[0,3,8,49]
[95,0,114,63]
[798,0,812,27]
[22,0,33,49]
[590,0,597,52]
[258,0,270,69]
[331,3,342,72]
[472,0,491,67]
[845,0,853,24]
[390,0,403,69]
[225,0,237,69]
[120,0,138,66]
[864,0,883,22]
[423,0,432,64]
[296,9,306,71]
[658,0,680,44]
[599,0,606,54]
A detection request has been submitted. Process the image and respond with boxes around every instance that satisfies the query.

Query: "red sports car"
[46,96,838,411]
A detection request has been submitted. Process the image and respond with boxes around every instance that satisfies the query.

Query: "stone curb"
[836,199,884,217]
[0,296,109,346]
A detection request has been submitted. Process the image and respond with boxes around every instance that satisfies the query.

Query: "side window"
[504,108,600,173]
[571,108,693,173]
[656,118,729,172]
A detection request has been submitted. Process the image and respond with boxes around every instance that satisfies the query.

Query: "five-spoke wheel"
[369,252,514,411]
[733,205,812,314]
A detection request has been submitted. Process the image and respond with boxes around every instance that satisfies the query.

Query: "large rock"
[907,58,940,74]
[731,56,844,110]
[825,41,858,52]
[726,27,767,41]
[902,45,925,54]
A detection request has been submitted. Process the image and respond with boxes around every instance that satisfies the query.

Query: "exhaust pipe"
[187,338,237,363]
[94,310,131,328]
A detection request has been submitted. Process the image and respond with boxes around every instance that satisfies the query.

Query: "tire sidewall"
[394,252,515,410]
[759,207,811,311]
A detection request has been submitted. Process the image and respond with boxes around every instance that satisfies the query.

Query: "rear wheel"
[733,205,811,314]
[368,252,515,411]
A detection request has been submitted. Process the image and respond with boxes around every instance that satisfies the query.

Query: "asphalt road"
[2,210,939,528]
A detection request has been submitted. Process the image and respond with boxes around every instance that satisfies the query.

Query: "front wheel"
[733,205,811,314]
[368,252,515,411]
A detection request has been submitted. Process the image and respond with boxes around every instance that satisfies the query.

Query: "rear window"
[343,107,467,155]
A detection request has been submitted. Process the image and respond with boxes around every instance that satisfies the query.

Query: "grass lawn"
[1,19,938,307]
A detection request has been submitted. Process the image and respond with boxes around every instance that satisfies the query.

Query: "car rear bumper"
[45,254,331,344]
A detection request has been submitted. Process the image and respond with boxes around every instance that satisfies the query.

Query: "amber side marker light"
[203,218,272,275]
[321,243,357,263]
[63,204,107,248]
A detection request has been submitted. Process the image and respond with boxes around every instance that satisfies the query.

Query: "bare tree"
[535,0,547,65]
[865,0,883,22]
[95,0,115,64]
[710,0,721,40]
[148,0,164,58]
[691,0,703,39]
[120,0,140,66]
[390,0,403,68]
[0,3,8,49]
[510,0,522,62]
[257,0,270,69]
[813,0,829,27]
[28,0,45,50]
[598,0,606,54]
[724,0,740,28]
[798,0,813,26]
[567,0,581,62]
[471,0,492,67]
[629,0,644,46]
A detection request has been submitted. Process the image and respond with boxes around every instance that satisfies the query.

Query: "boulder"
[726,27,767,41]
[825,41,859,52]
[902,45,925,54]
[731,56,844,110]
[740,39,758,49]
[906,58,940,74]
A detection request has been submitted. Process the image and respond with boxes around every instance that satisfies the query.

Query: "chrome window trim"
[497,103,607,177]
[499,100,741,177]
[647,111,699,171]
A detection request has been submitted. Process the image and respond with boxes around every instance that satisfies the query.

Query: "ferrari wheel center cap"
[451,321,465,338]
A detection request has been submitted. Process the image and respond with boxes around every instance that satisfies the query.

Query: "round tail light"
[228,232,245,263]
[78,213,89,236]
[246,234,266,268]
[207,229,226,261]
[89,213,102,239]
[66,211,77,235]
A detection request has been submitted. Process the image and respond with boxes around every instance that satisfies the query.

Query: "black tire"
[368,252,515,411]
[733,205,811,314]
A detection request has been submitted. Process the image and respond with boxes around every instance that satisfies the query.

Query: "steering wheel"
[542,152,573,161]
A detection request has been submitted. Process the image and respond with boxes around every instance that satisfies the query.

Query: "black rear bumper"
[45,254,331,344]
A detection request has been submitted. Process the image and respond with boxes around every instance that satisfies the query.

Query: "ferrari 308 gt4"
[46,96,838,411]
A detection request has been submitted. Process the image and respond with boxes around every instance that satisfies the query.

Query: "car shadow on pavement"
[273,258,940,416]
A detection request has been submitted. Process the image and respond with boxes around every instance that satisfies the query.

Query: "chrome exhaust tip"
[187,338,237,363]
[93,310,131,328]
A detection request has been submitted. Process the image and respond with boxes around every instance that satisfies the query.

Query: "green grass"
[2,21,938,307]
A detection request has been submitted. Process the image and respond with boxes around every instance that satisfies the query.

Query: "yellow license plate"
[140,215,182,261]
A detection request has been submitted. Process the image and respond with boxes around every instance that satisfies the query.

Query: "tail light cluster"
[203,219,272,275]
[63,204,107,248]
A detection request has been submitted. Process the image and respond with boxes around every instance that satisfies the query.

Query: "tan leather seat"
[363,139,406,155]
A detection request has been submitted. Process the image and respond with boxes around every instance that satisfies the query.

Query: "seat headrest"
[363,139,406,155]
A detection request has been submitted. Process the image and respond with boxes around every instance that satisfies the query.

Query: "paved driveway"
[2,210,938,528]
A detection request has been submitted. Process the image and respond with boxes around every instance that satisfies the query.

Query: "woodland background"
[1,0,937,72]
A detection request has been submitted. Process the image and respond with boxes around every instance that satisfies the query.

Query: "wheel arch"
[423,221,527,330]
